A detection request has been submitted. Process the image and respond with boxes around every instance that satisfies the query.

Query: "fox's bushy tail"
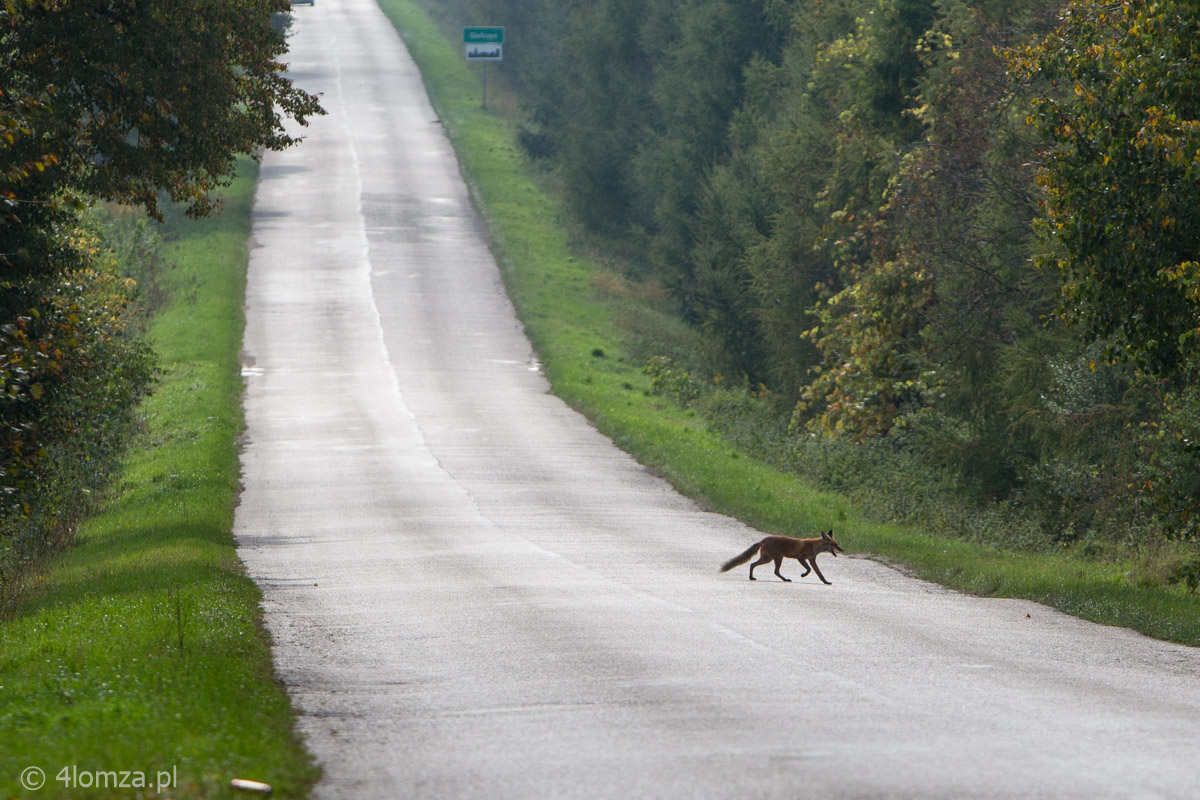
[719,540,764,573]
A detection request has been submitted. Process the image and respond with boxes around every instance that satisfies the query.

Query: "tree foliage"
[1010,0,1200,379]
[2,0,320,547]
[1,0,323,276]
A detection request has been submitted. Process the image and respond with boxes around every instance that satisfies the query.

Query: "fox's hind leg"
[748,551,772,580]
[797,557,812,578]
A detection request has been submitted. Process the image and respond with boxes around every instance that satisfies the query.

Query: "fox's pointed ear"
[822,530,832,540]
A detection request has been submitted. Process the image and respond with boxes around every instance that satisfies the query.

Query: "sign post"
[463,27,503,109]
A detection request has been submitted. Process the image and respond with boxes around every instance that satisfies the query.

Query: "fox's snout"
[819,529,843,556]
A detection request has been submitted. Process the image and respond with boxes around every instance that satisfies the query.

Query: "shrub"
[644,355,702,408]
[1,217,156,580]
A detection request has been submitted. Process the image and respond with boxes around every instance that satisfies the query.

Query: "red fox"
[719,530,844,584]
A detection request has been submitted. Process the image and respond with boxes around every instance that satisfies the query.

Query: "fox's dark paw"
[749,576,756,581]
[780,577,791,582]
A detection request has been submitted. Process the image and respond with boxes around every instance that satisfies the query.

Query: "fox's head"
[820,529,844,556]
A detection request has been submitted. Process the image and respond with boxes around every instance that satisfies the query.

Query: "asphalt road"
[233,1,1200,797]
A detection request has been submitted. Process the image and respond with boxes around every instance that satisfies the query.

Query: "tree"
[635,0,785,286]
[1,0,321,528]
[777,0,936,437]
[545,0,659,238]
[1,0,323,277]
[1010,0,1200,379]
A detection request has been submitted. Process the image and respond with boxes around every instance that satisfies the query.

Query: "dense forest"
[417,0,1200,567]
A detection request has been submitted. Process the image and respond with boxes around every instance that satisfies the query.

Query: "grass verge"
[376,0,1200,647]
[0,159,318,799]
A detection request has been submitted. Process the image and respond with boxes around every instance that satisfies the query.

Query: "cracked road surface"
[234,0,1200,797]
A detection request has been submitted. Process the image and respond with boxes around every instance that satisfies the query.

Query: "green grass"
[0,159,318,799]
[378,0,1200,647]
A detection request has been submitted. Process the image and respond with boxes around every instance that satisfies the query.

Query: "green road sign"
[463,26,504,44]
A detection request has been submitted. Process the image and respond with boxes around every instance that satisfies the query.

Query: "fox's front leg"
[773,555,791,582]
[808,559,832,585]
[797,557,812,578]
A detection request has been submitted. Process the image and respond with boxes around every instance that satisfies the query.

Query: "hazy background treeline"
[415,0,1200,577]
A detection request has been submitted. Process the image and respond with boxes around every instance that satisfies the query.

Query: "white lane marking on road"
[329,33,419,434]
